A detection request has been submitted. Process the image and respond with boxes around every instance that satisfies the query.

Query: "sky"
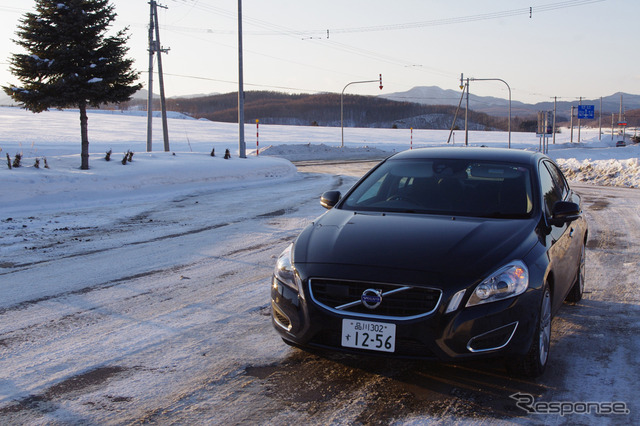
[0,0,638,105]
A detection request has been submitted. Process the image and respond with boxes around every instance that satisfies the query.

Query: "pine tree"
[3,0,141,170]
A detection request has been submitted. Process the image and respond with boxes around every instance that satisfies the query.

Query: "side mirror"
[320,191,341,209]
[549,201,581,226]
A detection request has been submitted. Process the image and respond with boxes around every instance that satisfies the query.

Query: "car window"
[544,161,569,199]
[341,159,533,218]
[357,172,388,204]
[539,161,563,216]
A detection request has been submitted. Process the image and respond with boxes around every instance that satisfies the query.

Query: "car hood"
[294,209,537,279]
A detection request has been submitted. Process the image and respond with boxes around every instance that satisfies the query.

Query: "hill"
[382,86,640,120]
[126,91,509,131]
[8,85,639,131]
[380,86,533,117]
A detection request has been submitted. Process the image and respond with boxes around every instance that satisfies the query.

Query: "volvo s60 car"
[271,147,587,377]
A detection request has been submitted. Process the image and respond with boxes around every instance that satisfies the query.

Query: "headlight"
[274,243,304,297]
[466,261,528,307]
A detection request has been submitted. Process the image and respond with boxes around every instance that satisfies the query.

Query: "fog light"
[446,289,466,313]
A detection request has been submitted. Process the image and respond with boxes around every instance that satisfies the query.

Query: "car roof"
[388,147,547,166]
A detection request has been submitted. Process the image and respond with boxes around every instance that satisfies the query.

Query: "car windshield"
[341,158,534,218]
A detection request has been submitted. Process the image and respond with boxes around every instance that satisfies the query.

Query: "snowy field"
[1,107,639,424]
[1,107,639,210]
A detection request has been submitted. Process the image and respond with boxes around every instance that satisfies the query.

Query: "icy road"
[1,161,639,425]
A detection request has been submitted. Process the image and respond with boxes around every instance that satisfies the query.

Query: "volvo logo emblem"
[361,289,383,309]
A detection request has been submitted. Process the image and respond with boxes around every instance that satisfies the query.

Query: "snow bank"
[1,150,296,215]
[556,157,640,188]
[548,139,640,188]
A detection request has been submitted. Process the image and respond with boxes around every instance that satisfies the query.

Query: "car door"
[546,160,584,293]
[539,160,575,313]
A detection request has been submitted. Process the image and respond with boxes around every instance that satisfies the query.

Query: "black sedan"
[271,147,587,377]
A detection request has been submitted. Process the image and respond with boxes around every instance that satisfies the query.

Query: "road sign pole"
[578,97,582,143]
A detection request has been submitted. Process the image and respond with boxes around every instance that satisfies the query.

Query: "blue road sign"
[578,105,595,119]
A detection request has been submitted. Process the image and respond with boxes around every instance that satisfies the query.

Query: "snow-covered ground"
[1,107,639,210]
[1,107,639,424]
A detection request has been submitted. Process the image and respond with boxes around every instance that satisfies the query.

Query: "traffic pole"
[410,127,413,150]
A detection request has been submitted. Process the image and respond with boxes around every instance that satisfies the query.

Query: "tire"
[565,243,585,304]
[505,285,552,378]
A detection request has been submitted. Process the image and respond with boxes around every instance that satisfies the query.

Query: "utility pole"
[154,2,170,152]
[460,73,469,146]
[146,1,170,152]
[570,106,574,143]
[599,96,602,140]
[552,96,557,145]
[237,0,246,158]
[465,78,469,146]
[448,82,466,144]
[146,3,154,153]
[619,93,625,141]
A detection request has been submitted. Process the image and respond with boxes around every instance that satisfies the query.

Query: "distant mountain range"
[380,86,640,118]
[2,86,638,130]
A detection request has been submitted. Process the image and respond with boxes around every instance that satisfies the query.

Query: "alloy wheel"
[539,289,551,366]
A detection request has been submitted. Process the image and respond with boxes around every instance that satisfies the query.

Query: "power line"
[156,0,606,90]
[147,0,607,101]
[162,0,605,37]
[157,25,373,88]
[305,0,605,35]
[150,71,327,93]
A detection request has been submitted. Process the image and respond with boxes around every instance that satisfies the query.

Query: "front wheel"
[506,286,551,378]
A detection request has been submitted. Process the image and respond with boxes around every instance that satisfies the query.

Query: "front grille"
[309,278,441,320]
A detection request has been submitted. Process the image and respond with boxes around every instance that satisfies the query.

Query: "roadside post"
[256,119,259,156]
[537,111,553,154]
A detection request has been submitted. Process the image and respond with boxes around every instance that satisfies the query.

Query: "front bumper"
[271,274,542,361]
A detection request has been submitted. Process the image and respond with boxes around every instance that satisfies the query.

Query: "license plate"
[341,319,395,353]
